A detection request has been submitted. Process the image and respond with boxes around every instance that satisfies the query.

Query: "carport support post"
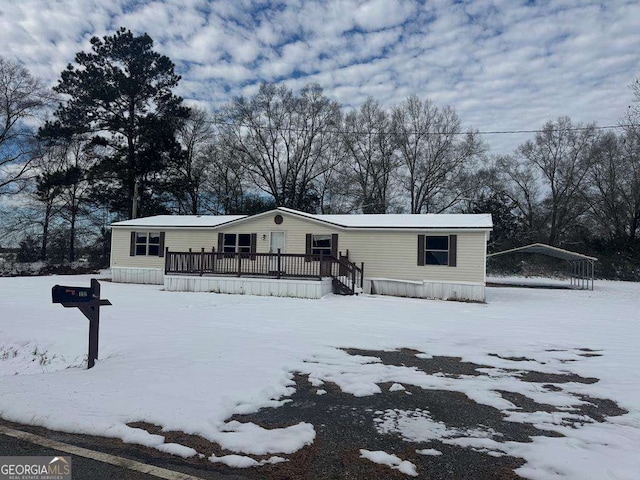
[570,262,573,288]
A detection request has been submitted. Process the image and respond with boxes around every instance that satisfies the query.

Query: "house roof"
[111,208,493,230]
[487,243,597,262]
[111,215,246,228]
[292,211,492,229]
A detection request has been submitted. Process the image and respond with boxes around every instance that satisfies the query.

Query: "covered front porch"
[163,249,364,298]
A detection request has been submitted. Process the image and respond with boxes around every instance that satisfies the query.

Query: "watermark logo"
[0,456,72,480]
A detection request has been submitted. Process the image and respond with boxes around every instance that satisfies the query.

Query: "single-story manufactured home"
[110,207,493,301]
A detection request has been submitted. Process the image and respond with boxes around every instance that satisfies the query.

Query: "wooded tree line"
[1,29,639,278]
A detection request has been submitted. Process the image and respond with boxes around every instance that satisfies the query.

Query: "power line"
[206,118,640,137]
[470,124,636,135]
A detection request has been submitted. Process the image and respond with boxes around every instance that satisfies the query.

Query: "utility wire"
[206,118,640,136]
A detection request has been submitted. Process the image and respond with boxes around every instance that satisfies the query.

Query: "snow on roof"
[111,209,492,230]
[112,215,246,228]
[314,213,492,229]
[277,207,492,229]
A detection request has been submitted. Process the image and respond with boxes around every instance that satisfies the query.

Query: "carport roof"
[487,243,598,262]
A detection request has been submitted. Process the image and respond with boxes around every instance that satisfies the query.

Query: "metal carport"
[487,243,597,290]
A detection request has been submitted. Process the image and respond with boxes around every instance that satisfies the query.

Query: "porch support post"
[352,262,356,293]
[237,252,242,277]
[277,249,281,280]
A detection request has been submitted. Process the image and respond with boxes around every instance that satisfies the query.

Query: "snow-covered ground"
[1,275,639,479]
[487,275,572,287]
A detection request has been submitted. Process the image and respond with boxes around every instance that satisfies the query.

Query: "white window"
[135,232,161,256]
[425,235,449,265]
[312,234,332,257]
[223,233,251,254]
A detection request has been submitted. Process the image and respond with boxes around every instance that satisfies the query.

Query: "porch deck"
[164,249,364,296]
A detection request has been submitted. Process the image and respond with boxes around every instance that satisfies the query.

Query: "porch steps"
[332,277,356,295]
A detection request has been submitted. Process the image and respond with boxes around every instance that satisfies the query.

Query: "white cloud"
[354,0,417,31]
[0,0,638,154]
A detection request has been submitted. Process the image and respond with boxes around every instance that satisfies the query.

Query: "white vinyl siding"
[341,230,486,283]
[214,212,337,254]
[111,228,216,269]
[111,210,488,284]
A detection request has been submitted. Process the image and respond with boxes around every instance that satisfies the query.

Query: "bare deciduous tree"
[517,117,597,245]
[587,126,640,243]
[168,107,215,214]
[33,136,93,262]
[392,95,484,213]
[0,56,52,195]
[219,83,341,211]
[341,98,398,213]
[201,141,247,214]
[494,154,544,240]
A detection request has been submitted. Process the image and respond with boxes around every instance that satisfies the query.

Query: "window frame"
[425,235,449,266]
[222,233,252,255]
[305,233,338,262]
[134,231,162,257]
[311,234,332,258]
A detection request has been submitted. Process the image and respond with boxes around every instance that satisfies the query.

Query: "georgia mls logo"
[0,455,72,480]
[48,457,70,474]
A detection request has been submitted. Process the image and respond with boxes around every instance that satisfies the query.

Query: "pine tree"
[41,28,189,218]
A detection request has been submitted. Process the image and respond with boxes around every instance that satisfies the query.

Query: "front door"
[269,232,285,272]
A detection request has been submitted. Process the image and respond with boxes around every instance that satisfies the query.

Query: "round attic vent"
[274,214,283,225]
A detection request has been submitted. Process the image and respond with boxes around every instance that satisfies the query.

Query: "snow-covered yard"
[0,274,639,479]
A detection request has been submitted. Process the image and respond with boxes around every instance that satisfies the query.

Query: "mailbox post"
[52,278,111,369]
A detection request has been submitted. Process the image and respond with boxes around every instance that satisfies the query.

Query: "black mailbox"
[51,279,111,369]
[52,285,94,304]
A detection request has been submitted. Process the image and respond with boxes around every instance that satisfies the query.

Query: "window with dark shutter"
[131,231,163,256]
[311,234,332,258]
[418,235,455,266]
[426,236,449,265]
[220,233,256,257]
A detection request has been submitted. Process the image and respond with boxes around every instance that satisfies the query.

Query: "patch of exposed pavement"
[127,349,626,479]
[2,348,627,479]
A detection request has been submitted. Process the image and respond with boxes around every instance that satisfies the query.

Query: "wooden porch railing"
[164,248,364,295]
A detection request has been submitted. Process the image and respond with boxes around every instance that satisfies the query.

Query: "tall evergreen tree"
[41,28,188,219]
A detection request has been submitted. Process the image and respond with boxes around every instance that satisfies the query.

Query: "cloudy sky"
[1,0,639,153]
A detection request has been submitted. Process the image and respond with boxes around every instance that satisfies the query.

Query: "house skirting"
[112,267,164,285]
[164,274,334,299]
[366,278,485,302]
